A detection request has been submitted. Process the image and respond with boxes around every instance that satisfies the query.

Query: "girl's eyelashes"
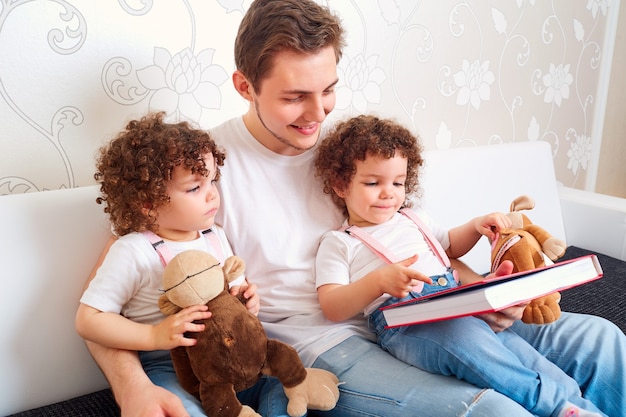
[361,181,405,187]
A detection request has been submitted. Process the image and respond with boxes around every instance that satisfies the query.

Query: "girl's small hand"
[379,254,433,298]
[230,281,260,316]
[475,212,512,241]
[152,304,211,350]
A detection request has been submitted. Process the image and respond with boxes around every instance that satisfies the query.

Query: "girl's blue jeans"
[369,306,605,416]
[362,270,616,416]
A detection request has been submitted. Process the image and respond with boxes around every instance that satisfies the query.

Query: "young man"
[84,1,625,416]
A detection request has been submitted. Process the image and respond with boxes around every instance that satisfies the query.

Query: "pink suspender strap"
[201,228,225,263]
[142,229,225,267]
[341,225,399,264]
[143,231,173,267]
[341,209,451,269]
[399,208,451,268]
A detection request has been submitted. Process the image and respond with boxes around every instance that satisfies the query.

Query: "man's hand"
[117,378,189,417]
[452,258,526,332]
[474,260,528,332]
[475,302,528,332]
[85,340,189,417]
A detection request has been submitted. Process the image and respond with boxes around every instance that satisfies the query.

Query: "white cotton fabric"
[80,226,240,325]
[211,117,428,366]
[316,211,450,315]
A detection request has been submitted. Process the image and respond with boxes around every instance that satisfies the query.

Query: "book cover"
[380,254,603,328]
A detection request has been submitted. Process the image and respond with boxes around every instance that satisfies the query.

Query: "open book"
[380,254,603,328]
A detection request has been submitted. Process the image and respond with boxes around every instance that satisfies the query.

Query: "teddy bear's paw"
[237,405,261,417]
[283,368,340,417]
[542,237,567,261]
[522,293,562,324]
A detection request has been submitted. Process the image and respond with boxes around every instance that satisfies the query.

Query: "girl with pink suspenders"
[313,115,606,417]
[75,112,258,416]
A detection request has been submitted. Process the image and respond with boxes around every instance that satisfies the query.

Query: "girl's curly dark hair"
[94,112,225,236]
[314,114,424,216]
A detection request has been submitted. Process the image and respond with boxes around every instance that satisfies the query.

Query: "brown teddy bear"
[158,250,340,417]
[490,195,567,324]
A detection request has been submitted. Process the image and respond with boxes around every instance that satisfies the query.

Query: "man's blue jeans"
[140,350,288,417]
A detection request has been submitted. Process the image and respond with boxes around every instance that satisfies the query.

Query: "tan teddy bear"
[490,195,567,324]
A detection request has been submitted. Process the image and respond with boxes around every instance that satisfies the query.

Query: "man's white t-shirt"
[211,117,383,366]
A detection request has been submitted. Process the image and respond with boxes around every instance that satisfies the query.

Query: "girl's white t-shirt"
[316,211,450,315]
[80,226,240,325]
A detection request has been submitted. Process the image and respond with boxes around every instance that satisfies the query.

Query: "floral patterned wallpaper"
[0,0,618,195]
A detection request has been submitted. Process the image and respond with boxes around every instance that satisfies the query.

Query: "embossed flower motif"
[336,54,386,112]
[137,47,228,120]
[587,0,608,18]
[453,60,494,110]
[567,133,592,175]
[542,63,573,107]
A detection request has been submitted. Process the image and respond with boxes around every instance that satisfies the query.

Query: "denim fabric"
[137,312,626,417]
[311,335,532,416]
[368,312,605,416]
[139,350,290,417]
[139,350,207,416]
[307,310,625,417]
[510,313,625,417]
[362,271,623,416]
[410,269,459,296]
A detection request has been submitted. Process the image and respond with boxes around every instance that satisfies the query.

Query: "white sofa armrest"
[559,186,626,261]
[0,186,111,415]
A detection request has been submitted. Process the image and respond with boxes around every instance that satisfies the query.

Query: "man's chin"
[277,134,319,154]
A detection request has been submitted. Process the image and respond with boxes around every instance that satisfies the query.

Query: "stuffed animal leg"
[283,368,341,417]
[263,341,340,417]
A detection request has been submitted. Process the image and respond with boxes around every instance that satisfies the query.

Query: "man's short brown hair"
[234,0,345,92]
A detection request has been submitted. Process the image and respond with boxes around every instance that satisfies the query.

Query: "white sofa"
[1,141,624,416]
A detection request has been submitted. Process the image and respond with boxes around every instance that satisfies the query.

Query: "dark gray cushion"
[559,246,626,334]
[8,389,118,417]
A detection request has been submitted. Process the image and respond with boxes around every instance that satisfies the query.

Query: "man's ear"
[232,70,253,101]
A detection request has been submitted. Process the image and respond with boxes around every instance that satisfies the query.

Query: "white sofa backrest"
[0,186,111,415]
[419,141,565,274]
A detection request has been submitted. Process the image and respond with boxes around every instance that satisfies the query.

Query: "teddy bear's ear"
[222,256,246,283]
[509,195,535,212]
[505,211,524,230]
[158,293,182,316]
